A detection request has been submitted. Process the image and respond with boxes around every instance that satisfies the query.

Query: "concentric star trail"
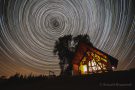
[0,0,135,77]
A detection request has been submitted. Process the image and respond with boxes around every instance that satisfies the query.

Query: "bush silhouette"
[0,69,134,90]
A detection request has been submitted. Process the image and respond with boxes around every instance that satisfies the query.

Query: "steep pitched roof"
[72,42,118,68]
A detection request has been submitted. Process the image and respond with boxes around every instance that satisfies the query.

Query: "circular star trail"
[0,0,135,77]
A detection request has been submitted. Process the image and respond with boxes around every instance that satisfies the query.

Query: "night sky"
[0,0,135,77]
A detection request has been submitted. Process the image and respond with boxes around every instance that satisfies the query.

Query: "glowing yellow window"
[79,65,87,74]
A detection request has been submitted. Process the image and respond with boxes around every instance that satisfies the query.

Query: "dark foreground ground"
[0,69,135,90]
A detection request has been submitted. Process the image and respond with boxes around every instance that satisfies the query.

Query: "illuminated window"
[79,64,87,74]
[78,51,109,74]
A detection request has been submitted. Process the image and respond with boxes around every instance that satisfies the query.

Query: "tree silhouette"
[53,35,74,75]
[73,34,93,47]
[53,34,93,76]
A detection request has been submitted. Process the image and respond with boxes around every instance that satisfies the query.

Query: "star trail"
[0,0,135,77]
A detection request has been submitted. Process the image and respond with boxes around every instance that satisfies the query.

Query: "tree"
[73,34,93,47]
[53,34,92,76]
[53,35,73,75]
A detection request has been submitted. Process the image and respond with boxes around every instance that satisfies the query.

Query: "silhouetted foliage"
[53,34,93,76]
[0,70,134,90]
[53,35,73,75]
[73,34,93,46]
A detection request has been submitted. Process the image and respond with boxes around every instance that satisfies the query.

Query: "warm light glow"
[83,65,87,72]
[92,67,97,71]
[78,50,111,75]
[112,66,115,70]
[79,65,87,74]
[97,66,101,70]
[88,59,107,73]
